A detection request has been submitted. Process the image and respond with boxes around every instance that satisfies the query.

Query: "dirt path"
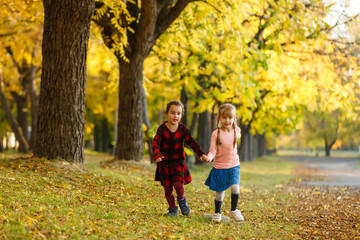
[281,156,360,188]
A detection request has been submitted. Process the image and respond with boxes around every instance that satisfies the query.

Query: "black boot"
[164,206,178,217]
[178,197,191,215]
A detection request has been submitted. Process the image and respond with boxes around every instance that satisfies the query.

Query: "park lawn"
[0,152,358,239]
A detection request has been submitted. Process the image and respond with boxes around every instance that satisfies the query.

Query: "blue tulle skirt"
[205,165,240,191]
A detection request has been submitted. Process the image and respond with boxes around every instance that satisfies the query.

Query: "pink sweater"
[207,127,241,169]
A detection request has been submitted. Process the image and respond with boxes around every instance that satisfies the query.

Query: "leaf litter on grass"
[1,154,359,239]
[288,166,360,240]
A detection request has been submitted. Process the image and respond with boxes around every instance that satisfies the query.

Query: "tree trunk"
[143,89,154,162]
[28,65,40,150]
[12,93,28,152]
[94,119,100,152]
[325,139,331,157]
[5,135,9,150]
[196,111,211,165]
[324,137,336,157]
[239,130,252,162]
[0,79,29,152]
[101,117,109,152]
[251,134,259,159]
[258,134,267,157]
[114,58,144,161]
[180,85,193,166]
[34,0,94,163]
[6,47,40,151]
[239,121,252,162]
[5,47,30,151]
[0,135,4,152]
[180,85,188,126]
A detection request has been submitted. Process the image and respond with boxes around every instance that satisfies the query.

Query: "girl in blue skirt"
[204,103,244,222]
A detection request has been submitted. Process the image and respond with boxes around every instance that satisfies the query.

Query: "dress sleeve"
[152,126,163,160]
[207,130,218,161]
[183,126,205,157]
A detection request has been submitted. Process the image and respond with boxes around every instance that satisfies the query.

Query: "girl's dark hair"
[216,103,238,149]
[166,100,185,116]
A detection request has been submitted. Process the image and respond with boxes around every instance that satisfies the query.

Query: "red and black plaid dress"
[153,122,205,187]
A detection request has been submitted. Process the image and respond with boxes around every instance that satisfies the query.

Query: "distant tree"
[34,0,95,163]
[0,75,29,151]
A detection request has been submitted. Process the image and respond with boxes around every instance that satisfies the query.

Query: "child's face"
[166,105,183,125]
[219,112,235,131]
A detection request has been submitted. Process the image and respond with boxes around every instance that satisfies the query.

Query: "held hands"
[157,155,210,163]
[200,154,210,163]
[155,156,164,162]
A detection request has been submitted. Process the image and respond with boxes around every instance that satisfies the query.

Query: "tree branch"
[155,0,191,39]
[194,0,221,13]
[6,47,22,73]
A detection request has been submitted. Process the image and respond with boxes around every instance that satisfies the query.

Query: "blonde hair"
[216,103,238,149]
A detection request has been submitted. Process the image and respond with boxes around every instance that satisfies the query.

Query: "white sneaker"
[212,213,222,223]
[230,209,244,221]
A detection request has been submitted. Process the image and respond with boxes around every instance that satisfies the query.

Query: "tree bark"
[240,130,253,162]
[101,116,109,152]
[180,84,198,169]
[34,0,94,163]
[238,121,254,162]
[258,134,267,157]
[11,92,28,152]
[180,84,188,126]
[196,111,211,165]
[0,135,3,152]
[28,65,40,150]
[325,138,336,157]
[142,87,154,162]
[94,119,100,152]
[115,58,144,160]
[0,76,29,152]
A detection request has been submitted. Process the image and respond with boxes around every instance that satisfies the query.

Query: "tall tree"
[34,0,95,163]
[94,0,195,161]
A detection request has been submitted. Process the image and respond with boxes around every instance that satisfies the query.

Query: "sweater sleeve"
[236,126,241,139]
[152,126,163,160]
[207,130,217,161]
[183,126,205,157]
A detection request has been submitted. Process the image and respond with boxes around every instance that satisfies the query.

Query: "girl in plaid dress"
[153,100,208,216]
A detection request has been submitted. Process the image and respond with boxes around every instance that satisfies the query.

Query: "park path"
[280,155,360,188]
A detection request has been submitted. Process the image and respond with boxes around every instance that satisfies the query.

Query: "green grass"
[0,153,300,239]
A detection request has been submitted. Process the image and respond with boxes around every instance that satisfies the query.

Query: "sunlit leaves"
[93,0,133,61]
[0,0,43,93]
[143,0,343,139]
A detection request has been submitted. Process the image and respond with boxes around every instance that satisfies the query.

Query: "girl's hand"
[155,156,164,162]
[200,154,210,163]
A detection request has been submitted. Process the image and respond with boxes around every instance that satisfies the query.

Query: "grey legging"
[215,184,239,201]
